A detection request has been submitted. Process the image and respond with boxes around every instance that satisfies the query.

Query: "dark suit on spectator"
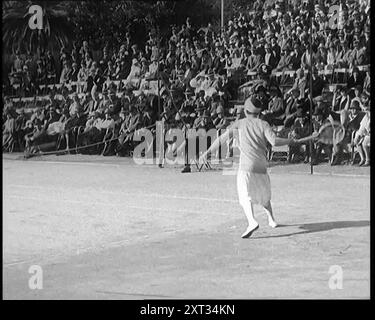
[264,51,277,69]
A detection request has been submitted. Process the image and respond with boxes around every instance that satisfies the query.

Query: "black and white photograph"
[2,0,371,302]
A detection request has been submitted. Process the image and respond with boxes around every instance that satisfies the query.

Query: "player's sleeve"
[263,121,277,146]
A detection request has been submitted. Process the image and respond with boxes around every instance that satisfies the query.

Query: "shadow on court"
[253,220,370,239]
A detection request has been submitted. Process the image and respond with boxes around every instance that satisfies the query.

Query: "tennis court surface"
[3,154,370,299]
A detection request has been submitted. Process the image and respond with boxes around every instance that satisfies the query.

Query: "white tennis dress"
[233,117,276,207]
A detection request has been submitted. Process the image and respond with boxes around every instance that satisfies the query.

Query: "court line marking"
[4,259,37,267]
[95,290,175,298]
[7,184,239,204]
[4,158,172,168]
[4,159,123,168]
[4,157,370,177]
[6,194,234,215]
[288,171,370,178]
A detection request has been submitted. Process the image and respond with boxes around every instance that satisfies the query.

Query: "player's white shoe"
[268,220,278,228]
[241,223,259,239]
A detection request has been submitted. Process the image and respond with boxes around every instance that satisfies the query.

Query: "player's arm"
[199,121,238,161]
[264,122,296,146]
[294,132,319,144]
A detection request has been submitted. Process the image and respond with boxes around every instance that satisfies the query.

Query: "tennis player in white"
[200,95,295,238]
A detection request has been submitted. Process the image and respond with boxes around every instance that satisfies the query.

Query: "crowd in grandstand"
[2,0,371,167]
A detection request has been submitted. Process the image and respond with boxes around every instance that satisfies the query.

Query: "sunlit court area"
[3,155,370,299]
[2,0,371,301]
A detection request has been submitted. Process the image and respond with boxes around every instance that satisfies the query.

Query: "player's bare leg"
[239,199,259,238]
[263,201,278,228]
